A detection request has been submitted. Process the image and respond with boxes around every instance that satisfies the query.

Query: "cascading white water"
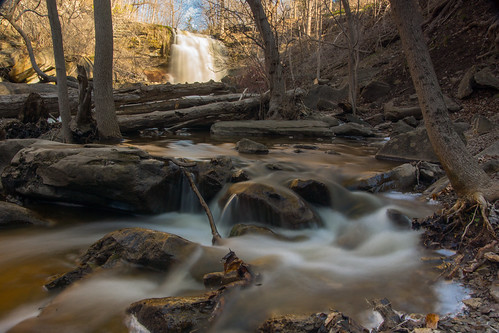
[168,30,227,84]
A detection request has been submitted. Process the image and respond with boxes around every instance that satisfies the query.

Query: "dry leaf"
[425,313,439,329]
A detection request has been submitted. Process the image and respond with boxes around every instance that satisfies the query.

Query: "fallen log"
[113,81,232,107]
[118,95,267,133]
[116,93,258,115]
[0,92,79,118]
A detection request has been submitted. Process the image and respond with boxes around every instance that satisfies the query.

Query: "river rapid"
[0,134,467,332]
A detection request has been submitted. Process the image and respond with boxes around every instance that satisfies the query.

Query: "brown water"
[0,134,467,332]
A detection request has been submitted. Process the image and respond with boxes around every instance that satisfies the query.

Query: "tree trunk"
[93,0,122,142]
[341,0,359,116]
[389,0,498,201]
[246,0,287,119]
[46,0,72,143]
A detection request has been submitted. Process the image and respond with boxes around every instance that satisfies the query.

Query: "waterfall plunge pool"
[0,135,468,332]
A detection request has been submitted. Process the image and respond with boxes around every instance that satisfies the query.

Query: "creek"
[0,134,467,332]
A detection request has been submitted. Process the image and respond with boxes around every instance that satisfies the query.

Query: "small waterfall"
[169,30,227,84]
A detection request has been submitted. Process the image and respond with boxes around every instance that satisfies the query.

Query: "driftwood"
[116,93,258,115]
[113,81,232,107]
[118,95,267,133]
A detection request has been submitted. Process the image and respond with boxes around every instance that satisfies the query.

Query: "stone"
[303,84,348,110]
[288,178,331,206]
[195,156,234,202]
[330,123,375,137]
[490,281,499,303]
[472,115,494,135]
[376,127,438,163]
[384,96,460,120]
[457,66,476,99]
[403,116,419,127]
[211,120,334,138]
[0,201,49,227]
[474,67,499,90]
[386,209,412,229]
[45,227,222,290]
[347,163,417,193]
[360,80,391,102]
[230,169,250,182]
[392,120,414,136]
[462,298,483,309]
[219,181,322,229]
[236,138,269,154]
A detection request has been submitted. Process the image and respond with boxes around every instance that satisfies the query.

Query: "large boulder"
[346,163,417,193]
[360,80,391,102]
[219,181,322,229]
[211,120,334,137]
[288,178,331,206]
[376,127,438,163]
[302,84,348,110]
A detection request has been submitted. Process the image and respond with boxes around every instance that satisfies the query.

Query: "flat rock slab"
[211,120,334,137]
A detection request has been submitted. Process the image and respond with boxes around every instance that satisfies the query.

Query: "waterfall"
[169,30,227,84]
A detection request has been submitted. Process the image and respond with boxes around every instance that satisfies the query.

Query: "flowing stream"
[168,30,227,84]
[0,135,467,332]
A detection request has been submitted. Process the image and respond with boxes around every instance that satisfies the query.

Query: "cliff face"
[0,20,174,86]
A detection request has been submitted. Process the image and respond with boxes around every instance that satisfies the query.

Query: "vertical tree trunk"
[389,0,498,201]
[340,0,359,115]
[246,0,287,119]
[46,0,72,143]
[93,0,122,142]
[307,0,313,36]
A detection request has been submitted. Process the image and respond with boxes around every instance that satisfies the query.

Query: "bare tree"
[246,0,287,119]
[93,0,121,142]
[389,0,498,235]
[46,0,72,143]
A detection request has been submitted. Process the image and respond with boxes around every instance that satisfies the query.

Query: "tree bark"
[93,0,122,142]
[46,0,72,143]
[340,0,359,116]
[389,0,498,201]
[246,0,287,119]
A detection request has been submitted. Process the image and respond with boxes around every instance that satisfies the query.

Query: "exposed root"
[473,192,497,239]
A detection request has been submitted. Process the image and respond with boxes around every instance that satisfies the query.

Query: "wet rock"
[230,168,250,182]
[1,142,189,213]
[127,295,216,333]
[45,228,214,290]
[386,208,412,229]
[288,178,331,206]
[360,80,391,102]
[347,163,417,193]
[258,312,368,333]
[211,120,334,137]
[219,181,322,229]
[330,123,375,137]
[203,270,241,289]
[195,156,233,202]
[236,138,269,154]
[0,200,49,227]
[229,223,278,238]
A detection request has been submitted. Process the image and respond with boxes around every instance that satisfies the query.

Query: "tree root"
[445,193,497,240]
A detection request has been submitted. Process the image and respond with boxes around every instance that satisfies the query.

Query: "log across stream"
[0,135,468,332]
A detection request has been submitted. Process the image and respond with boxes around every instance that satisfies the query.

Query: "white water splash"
[169,30,226,84]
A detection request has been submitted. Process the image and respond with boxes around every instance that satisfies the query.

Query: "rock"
[308,114,340,127]
[236,138,269,154]
[490,281,499,303]
[258,312,368,333]
[0,201,49,227]
[45,227,220,290]
[403,116,419,127]
[195,156,234,203]
[231,169,250,182]
[392,120,415,136]
[418,162,445,184]
[1,142,187,214]
[203,270,241,289]
[361,80,391,102]
[211,120,334,137]
[472,115,494,135]
[457,66,476,99]
[365,113,385,126]
[462,298,483,309]
[386,208,412,229]
[347,163,417,193]
[288,178,331,206]
[376,127,438,163]
[229,223,278,237]
[0,138,41,176]
[127,295,216,333]
[9,48,55,83]
[474,67,499,90]
[330,123,375,137]
[219,181,322,229]
[303,85,348,110]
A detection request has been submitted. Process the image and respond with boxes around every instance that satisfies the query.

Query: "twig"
[461,204,479,243]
